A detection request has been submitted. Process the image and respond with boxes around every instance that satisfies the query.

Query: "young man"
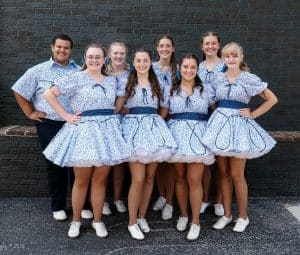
[12,34,92,221]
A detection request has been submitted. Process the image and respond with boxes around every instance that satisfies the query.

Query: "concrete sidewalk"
[0,197,299,255]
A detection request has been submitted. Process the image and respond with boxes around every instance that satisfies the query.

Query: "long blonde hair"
[106,42,130,75]
[221,42,250,72]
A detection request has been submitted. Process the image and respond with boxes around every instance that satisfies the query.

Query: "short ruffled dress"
[43,72,132,167]
[162,86,215,165]
[122,84,177,163]
[202,72,276,159]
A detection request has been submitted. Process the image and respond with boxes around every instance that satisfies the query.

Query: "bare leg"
[217,157,232,217]
[201,165,211,203]
[155,163,166,198]
[215,165,223,204]
[90,166,111,222]
[113,163,125,202]
[230,157,248,219]
[165,163,175,206]
[174,163,188,217]
[187,163,204,225]
[128,162,145,225]
[72,167,93,221]
[138,162,158,218]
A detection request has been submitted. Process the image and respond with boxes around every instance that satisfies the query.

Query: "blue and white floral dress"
[161,86,215,165]
[202,72,276,159]
[152,62,173,94]
[122,84,177,163]
[198,60,225,89]
[43,71,132,167]
[115,70,129,95]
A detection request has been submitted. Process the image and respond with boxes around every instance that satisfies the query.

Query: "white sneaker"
[200,202,210,214]
[114,200,127,213]
[232,217,249,232]
[186,224,201,241]
[213,215,233,230]
[128,224,145,240]
[162,204,173,220]
[102,202,112,215]
[92,221,108,237]
[153,196,166,211]
[68,221,81,238]
[214,204,225,216]
[176,216,188,232]
[81,210,93,219]
[53,210,67,221]
[137,218,150,233]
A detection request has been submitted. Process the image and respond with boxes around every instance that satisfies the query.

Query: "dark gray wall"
[0,135,299,197]
[1,0,299,129]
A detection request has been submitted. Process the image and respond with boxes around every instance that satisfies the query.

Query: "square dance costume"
[161,85,215,165]
[121,84,177,163]
[43,71,132,167]
[202,72,276,158]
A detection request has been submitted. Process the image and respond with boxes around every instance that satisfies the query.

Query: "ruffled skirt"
[122,114,177,163]
[167,119,215,165]
[43,115,132,167]
[202,108,276,159]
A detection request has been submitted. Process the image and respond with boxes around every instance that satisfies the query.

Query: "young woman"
[43,43,132,238]
[197,31,225,216]
[118,48,177,240]
[152,35,177,220]
[102,41,131,215]
[202,42,278,232]
[161,54,215,240]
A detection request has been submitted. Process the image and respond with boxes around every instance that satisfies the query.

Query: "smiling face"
[180,57,198,83]
[156,38,175,61]
[222,43,244,71]
[85,47,105,72]
[201,35,220,58]
[109,44,127,68]
[51,39,72,65]
[133,51,151,75]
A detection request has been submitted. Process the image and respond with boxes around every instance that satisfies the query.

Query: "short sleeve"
[11,67,38,101]
[160,85,171,108]
[240,72,268,97]
[53,72,78,98]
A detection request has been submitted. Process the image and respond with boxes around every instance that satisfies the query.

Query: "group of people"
[12,32,278,241]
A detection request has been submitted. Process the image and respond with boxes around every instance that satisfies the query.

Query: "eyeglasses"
[86,55,103,61]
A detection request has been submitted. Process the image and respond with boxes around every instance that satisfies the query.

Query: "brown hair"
[126,48,163,101]
[200,31,221,60]
[156,34,177,81]
[171,53,203,96]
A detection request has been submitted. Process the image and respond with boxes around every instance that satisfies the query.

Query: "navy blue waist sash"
[129,107,157,114]
[39,118,65,125]
[80,109,114,116]
[170,112,208,121]
[218,100,248,109]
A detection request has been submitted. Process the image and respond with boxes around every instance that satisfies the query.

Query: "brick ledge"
[0,125,299,141]
[0,125,37,137]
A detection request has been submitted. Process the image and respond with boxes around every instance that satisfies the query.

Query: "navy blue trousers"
[35,119,72,211]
